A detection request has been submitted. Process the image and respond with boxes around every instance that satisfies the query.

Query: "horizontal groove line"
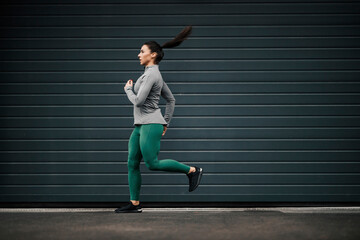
[1,116,360,118]
[1,138,360,141]
[1,24,360,28]
[2,24,360,27]
[4,115,359,118]
[0,170,359,173]
[2,184,360,187]
[4,13,359,17]
[3,116,356,118]
[1,104,360,107]
[2,173,360,175]
[2,92,360,94]
[3,24,360,28]
[0,172,357,174]
[2,71,360,74]
[1,116,359,118]
[1,26,360,30]
[1,127,360,130]
[1,106,360,109]
[1,47,360,50]
[1,93,360,96]
[0,114,360,119]
[2,2,359,5]
[2,36,360,39]
[1,149,354,151]
[2,172,360,175]
[1,150,359,152]
[1,161,358,164]
[1,81,360,84]
[6,13,353,17]
[1,70,360,73]
[1,193,360,197]
[0,160,360,164]
[2,40,360,43]
[3,58,360,61]
[1,3,358,7]
[1,13,359,17]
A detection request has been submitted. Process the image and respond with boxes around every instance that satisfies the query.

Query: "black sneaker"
[186,166,203,192]
[114,201,142,213]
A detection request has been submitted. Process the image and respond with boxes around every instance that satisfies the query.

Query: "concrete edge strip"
[1,207,360,213]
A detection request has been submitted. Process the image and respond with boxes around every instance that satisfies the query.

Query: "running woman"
[115,26,203,213]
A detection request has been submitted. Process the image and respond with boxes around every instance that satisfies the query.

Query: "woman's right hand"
[124,79,133,90]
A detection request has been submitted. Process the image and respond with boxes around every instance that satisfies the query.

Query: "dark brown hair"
[143,25,192,64]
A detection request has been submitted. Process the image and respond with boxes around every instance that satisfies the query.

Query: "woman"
[115,26,203,213]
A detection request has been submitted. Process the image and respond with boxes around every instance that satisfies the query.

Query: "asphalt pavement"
[1,207,360,240]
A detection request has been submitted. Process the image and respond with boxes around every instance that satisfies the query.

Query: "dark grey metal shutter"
[1,0,360,203]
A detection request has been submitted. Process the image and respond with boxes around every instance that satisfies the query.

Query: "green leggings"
[127,123,191,201]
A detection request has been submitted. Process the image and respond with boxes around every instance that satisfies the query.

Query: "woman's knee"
[145,160,159,171]
[128,158,140,171]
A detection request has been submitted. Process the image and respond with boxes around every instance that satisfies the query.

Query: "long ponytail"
[143,25,193,64]
[161,25,192,49]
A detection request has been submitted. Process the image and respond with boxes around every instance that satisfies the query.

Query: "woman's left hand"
[162,126,167,136]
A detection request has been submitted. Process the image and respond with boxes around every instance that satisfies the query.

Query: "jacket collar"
[144,64,159,72]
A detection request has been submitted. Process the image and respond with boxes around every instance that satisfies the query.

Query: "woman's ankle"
[188,167,195,174]
[130,200,140,205]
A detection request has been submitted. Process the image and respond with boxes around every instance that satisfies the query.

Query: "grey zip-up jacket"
[124,64,175,127]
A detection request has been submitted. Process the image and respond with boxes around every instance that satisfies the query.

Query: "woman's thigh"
[128,126,142,166]
[139,124,163,161]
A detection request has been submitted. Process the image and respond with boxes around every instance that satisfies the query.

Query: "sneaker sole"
[114,209,142,213]
[190,168,203,192]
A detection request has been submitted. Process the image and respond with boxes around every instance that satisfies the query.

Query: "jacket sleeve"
[124,74,154,107]
[161,81,176,127]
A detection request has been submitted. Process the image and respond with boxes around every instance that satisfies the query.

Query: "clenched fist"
[124,79,133,90]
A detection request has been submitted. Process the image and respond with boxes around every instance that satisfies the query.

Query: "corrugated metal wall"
[1,0,360,203]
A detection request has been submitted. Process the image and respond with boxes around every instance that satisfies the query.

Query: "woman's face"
[138,45,156,66]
